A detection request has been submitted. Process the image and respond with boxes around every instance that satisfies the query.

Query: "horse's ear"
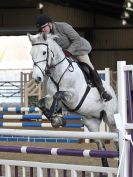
[42,32,47,40]
[27,33,35,43]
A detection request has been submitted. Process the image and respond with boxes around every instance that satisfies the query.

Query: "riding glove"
[64,50,73,57]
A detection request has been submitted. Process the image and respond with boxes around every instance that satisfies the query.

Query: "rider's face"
[41,23,52,33]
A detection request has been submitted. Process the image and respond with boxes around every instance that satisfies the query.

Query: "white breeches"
[77,55,94,70]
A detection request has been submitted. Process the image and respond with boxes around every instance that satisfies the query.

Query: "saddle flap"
[77,62,94,86]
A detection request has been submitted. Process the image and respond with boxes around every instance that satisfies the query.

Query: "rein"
[50,57,74,91]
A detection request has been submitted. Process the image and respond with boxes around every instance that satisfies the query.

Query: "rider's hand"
[64,50,73,58]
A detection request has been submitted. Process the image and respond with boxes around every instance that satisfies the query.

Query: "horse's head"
[27,32,53,84]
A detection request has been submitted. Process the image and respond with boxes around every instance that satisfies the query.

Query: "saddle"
[64,52,94,86]
[77,62,95,87]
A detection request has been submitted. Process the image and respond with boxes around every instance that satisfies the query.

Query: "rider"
[35,13,112,102]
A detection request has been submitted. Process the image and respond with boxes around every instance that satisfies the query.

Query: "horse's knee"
[38,97,46,111]
[53,91,73,105]
[54,91,66,100]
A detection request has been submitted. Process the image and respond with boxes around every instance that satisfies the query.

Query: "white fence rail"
[0,159,118,177]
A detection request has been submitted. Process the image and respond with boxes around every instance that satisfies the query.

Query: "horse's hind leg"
[102,111,119,151]
[95,140,109,167]
[82,117,109,168]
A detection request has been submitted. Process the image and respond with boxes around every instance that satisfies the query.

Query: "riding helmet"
[36,13,52,29]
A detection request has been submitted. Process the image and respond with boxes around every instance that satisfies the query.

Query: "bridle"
[32,43,53,77]
[32,42,74,91]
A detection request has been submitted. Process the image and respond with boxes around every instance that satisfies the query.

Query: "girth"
[62,84,90,112]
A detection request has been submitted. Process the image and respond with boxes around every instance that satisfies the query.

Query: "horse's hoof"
[51,116,66,128]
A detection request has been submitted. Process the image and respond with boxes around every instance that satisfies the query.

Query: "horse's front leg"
[49,91,67,128]
[38,96,52,121]
[49,90,73,127]
[38,91,68,128]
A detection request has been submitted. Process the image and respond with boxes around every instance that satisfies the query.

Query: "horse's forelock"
[27,33,44,45]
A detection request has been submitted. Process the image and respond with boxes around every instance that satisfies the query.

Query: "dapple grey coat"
[52,22,92,56]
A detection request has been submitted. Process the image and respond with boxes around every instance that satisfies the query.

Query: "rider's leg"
[77,55,112,102]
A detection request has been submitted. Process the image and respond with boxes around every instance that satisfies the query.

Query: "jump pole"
[0,129,118,140]
[0,145,119,158]
[117,61,129,177]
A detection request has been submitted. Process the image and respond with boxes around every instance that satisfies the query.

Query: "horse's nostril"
[38,77,41,81]
[35,77,42,85]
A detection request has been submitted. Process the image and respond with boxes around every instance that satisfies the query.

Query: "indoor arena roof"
[45,0,132,24]
[0,0,133,25]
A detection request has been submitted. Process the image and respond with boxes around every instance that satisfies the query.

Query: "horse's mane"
[46,33,65,57]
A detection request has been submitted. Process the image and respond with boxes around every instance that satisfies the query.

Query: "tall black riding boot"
[90,69,112,102]
[79,62,112,102]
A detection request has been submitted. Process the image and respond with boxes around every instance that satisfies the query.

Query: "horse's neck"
[48,39,70,78]
[48,39,65,60]
[48,39,67,67]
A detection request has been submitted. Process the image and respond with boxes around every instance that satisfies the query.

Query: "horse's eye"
[43,51,46,55]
